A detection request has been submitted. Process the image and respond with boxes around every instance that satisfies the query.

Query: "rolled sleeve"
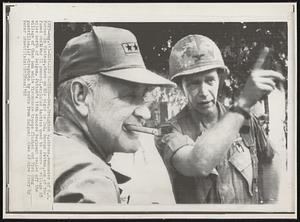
[155,132,194,176]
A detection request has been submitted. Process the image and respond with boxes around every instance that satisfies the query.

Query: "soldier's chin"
[196,105,214,114]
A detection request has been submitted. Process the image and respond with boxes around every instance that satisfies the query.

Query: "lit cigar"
[124,124,159,136]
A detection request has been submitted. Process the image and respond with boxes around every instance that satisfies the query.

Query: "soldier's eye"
[206,78,216,85]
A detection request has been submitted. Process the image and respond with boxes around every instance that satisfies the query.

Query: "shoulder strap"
[239,116,255,148]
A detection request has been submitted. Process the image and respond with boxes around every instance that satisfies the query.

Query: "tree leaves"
[54,22,287,119]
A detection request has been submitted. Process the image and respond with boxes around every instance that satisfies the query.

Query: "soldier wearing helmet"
[155,35,283,204]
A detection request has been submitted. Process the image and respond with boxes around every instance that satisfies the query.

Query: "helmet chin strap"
[217,69,226,101]
[217,83,225,101]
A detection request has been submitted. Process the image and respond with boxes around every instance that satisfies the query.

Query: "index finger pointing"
[253,47,270,70]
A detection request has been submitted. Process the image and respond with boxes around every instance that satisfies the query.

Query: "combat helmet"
[169,35,229,84]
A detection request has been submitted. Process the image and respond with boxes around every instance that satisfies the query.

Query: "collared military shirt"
[156,102,274,204]
[54,116,130,204]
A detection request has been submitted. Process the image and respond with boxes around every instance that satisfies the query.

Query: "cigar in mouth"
[124,124,159,136]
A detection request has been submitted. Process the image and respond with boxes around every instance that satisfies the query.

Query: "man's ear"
[70,80,89,117]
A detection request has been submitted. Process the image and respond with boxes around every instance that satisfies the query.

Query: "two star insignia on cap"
[122,42,139,54]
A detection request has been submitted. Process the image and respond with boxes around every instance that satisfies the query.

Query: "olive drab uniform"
[156,102,274,204]
[54,116,131,204]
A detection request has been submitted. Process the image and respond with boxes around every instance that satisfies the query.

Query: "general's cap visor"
[59,26,175,87]
[100,68,176,87]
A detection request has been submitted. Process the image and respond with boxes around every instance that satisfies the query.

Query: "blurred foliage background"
[54,22,287,127]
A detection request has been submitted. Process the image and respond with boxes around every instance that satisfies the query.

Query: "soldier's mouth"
[198,100,212,105]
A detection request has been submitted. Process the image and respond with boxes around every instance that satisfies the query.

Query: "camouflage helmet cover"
[169,35,229,82]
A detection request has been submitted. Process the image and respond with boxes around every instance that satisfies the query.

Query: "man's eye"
[206,79,215,85]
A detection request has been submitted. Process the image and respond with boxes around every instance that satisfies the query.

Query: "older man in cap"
[54,26,175,204]
[156,35,284,204]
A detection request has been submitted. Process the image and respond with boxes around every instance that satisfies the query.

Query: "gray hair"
[56,74,101,116]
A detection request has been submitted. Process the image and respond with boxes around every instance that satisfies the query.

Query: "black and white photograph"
[3,3,296,219]
[53,22,288,205]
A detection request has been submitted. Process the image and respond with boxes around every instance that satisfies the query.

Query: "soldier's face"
[182,69,220,116]
[87,76,151,155]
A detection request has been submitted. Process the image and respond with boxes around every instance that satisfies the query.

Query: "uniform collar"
[187,101,226,132]
[54,116,110,161]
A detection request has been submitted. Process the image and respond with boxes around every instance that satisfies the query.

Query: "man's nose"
[198,83,209,97]
[133,106,151,121]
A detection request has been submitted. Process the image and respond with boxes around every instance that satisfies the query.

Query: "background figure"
[54,26,174,204]
[155,35,285,204]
